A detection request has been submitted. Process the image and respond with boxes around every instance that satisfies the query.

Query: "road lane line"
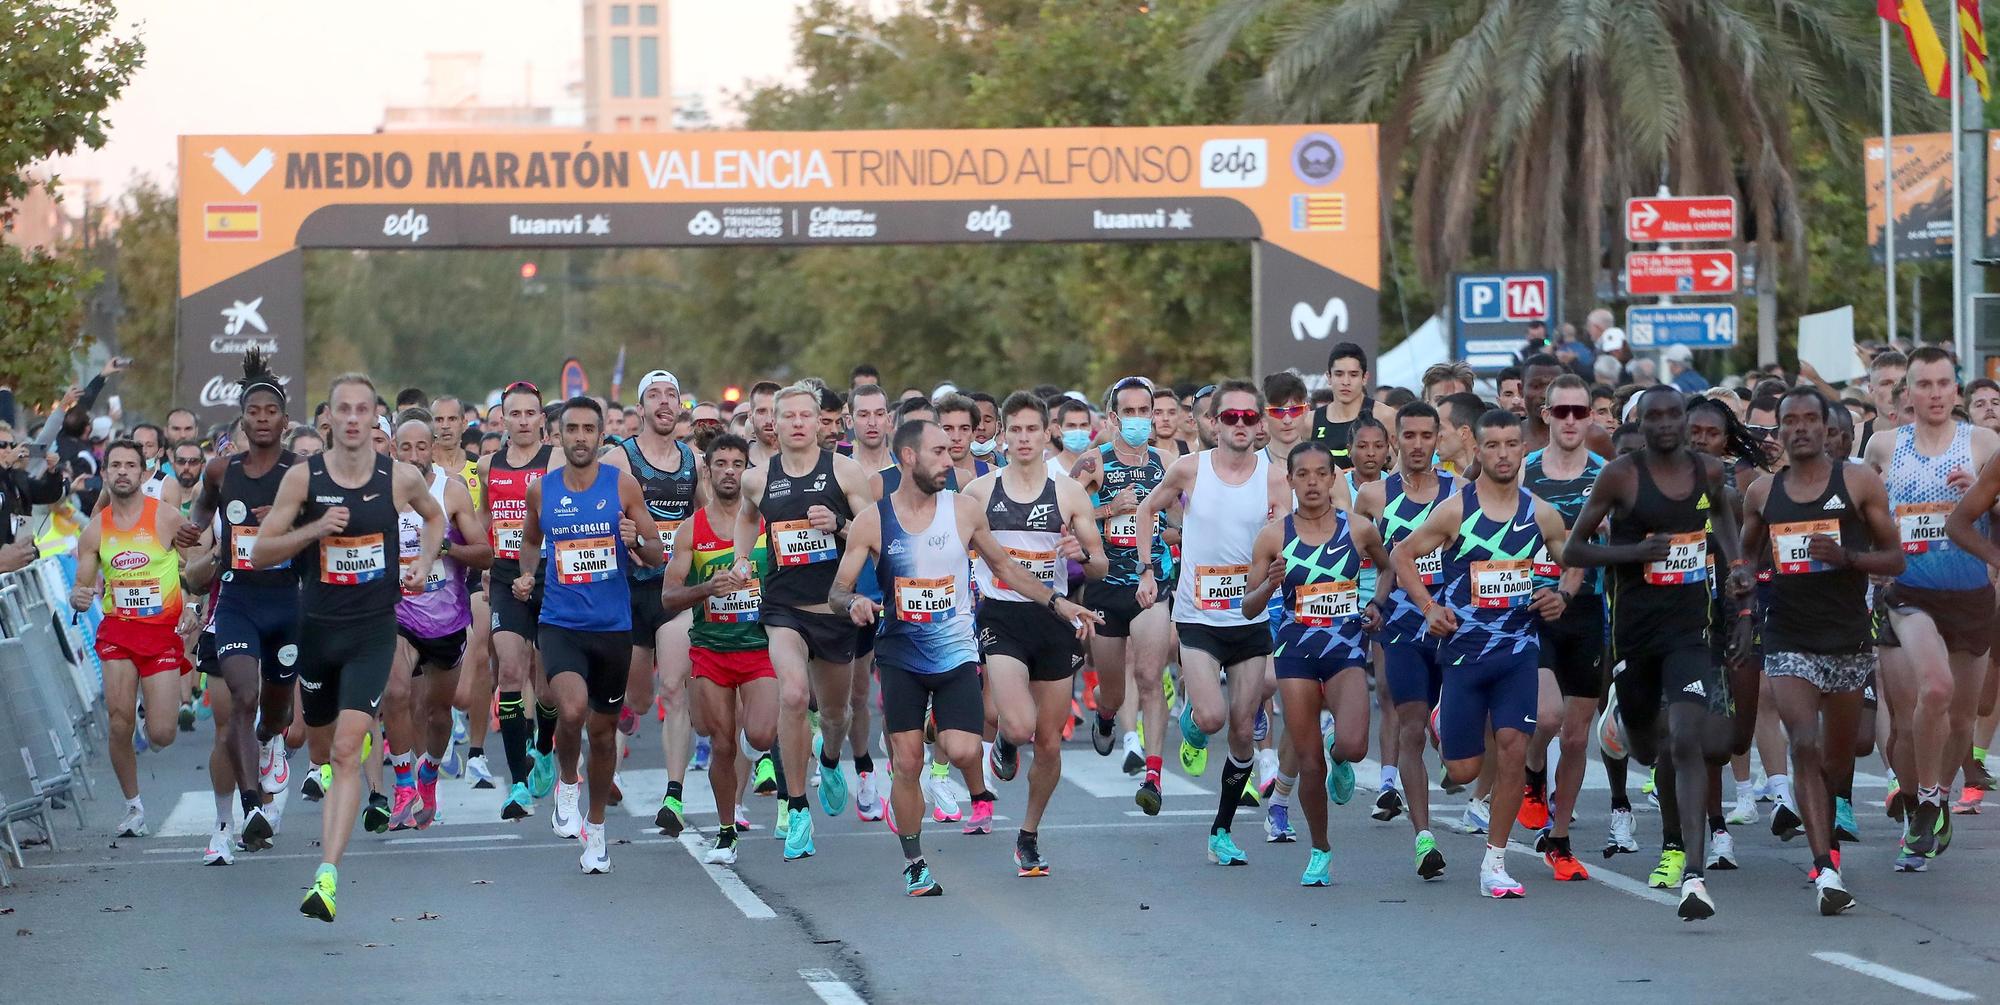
[386,833,523,845]
[1505,840,1676,906]
[1812,952,1976,1001]
[799,968,865,1004]
[675,832,776,919]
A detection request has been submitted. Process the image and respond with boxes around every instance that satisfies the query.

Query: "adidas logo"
[1823,496,1846,511]
[1682,680,1706,698]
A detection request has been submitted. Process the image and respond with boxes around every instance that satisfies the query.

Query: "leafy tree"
[109,176,177,416]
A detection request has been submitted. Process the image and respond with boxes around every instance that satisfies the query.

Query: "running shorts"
[977,599,1085,682]
[879,661,983,736]
[212,583,301,682]
[761,605,857,665]
[1764,649,1873,695]
[1382,637,1445,709]
[1177,621,1273,668]
[629,587,670,647]
[1883,582,1996,657]
[691,646,776,689]
[297,615,396,727]
[1274,653,1367,683]
[1084,580,1161,638]
[1617,640,1730,719]
[1438,647,1538,761]
[1537,597,1604,700]
[539,624,629,715]
[96,617,190,679]
[397,626,467,674]
[488,569,544,638]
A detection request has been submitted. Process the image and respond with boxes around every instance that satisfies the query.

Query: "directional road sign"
[1626,304,1738,349]
[1624,196,1738,243]
[1626,250,1737,296]
[1451,270,1557,370]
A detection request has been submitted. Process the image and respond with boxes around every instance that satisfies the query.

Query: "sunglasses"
[0,442,16,451]
[1545,404,1590,421]
[1265,403,1309,419]
[504,380,540,397]
[1194,384,1218,399]
[693,418,723,429]
[1217,409,1261,427]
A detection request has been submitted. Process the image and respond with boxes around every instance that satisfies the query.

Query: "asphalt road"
[5,704,1997,1004]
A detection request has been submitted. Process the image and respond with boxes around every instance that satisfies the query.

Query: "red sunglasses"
[1217,409,1261,427]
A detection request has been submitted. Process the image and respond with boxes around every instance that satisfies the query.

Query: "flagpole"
[1886,18,1900,345]
[1953,10,1967,362]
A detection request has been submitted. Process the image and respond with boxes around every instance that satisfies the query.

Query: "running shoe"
[735,805,754,831]
[1015,833,1049,877]
[414,772,439,829]
[299,866,337,923]
[1545,844,1589,881]
[1323,727,1354,806]
[551,780,582,839]
[241,807,275,851]
[388,785,422,831]
[1301,848,1332,887]
[439,744,463,780]
[1905,799,1942,857]
[1770,801,1803,841]
[204,823,236,866]
[1705,829,1737,871]
[1264,802,1296,843]
[1953,786,1984,815]
[854,772,884,822]
[1605,808,1639,857]
[1816,867,1855,915]
[116,805,147,838]
[1091,714,1116,757]
[608,773,623,808]
[501,781,533,820]
[1240,777,1261,809]
[579,821,611,874]
[1372,785,1405,822]
[1415,831,1446,880]
[1834,796,1859,841]
[1178,705,1209,777]
[464,754,495,789]
[1886,787,1908,821]
[300,764,326,801]
[814,735,849,816]
[1516,784,1550,831]
[257,738,277,790]
[692,736,712,771]
[989,740,1019,783]
[1895,843,1929,872]
[451,708,468,747]
[1724,795,1759,827]
[1134,779,1162,816]
[703,832,739,865]
[962,798,994,836]
[752,754,777,795]
[1647,849,1686,889]
[179,702,196,732]
[1935,802,1954,855]
[904,859,942,896]
[1162,668,1178,713]
[775,803,789,839]
[1206,828,1248,866]
[265,785,287,835]
[654,794,686,837]
[1453,796,1490,835]
[925,766,962,822]
[133,729,149,754]
[1479,857,1525,899]
[316,762,333,796]
[362,792,391,834]
[1252,705,1269,742]
[1120,733,1144,776]
[783,807,815,860]
[528,749,556,800]
[1678,876,1716,921]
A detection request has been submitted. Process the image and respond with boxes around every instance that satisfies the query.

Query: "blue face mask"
[1061,429,1093,454]
[1119,416,1153,447]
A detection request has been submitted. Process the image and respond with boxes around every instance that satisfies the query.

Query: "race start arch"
[176,125,1379,422]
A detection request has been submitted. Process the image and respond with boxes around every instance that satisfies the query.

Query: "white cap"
[1599,327,1627,353]
[376,415,393,437]
[1662,343,1693,364]
[932,382,959,402]
[637,370,680,399]
[90,415,113,440]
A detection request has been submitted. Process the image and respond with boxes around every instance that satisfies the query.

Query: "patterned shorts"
[1764,650,1874,695]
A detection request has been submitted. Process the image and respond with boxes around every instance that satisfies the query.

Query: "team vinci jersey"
[873,491,979,674]
[1094,442,1166,586]
[537,465,630,633]
[623,437,697,583]
[486,444,552,573]
[688,508,771,652]
[1378,470,1457,645]
[1435,486,1544,664]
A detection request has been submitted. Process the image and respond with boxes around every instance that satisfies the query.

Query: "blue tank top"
[538,464,632,633]
[1521,448,1606,594]
[872,490,980,674]
[1379,470,1456,645]
[1343,470,1380,601]
[1436,485,1543,664]
[1093,443,1167,586]
[1274,513,1371,666]
[1886,423,1991,591]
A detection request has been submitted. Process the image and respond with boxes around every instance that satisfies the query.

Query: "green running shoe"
[1648,849,1686,889]
[300,865,337,922]
[654,794,685,837]
[528,749,556,800]
[1324,726,1355,806]
[752,754,777,795]
[1301,848,1332,887]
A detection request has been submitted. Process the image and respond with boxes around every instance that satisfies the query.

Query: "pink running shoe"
[387,785,422,831]
[962,798,994,836]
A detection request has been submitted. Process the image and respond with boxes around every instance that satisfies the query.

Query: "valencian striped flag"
[1881,0,1950,97]
[1963,0,1991,100]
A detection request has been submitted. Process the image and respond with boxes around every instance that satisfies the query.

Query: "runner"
[432,394,490,785]
[480,381,555,819]
[70,439,193,841]
[746,380,782,468]
[1309,342,1398,470]
[1134,379,1290,866]
[839,383,896,822]
[828,419,1099,895]
[252,373,444,922]
[1391,409,1571,898]
[734,382,874,860]
[1564,384,1742,921]
[965,392,1106,875]
[515,396,663,873]
[1735,386,1900,914]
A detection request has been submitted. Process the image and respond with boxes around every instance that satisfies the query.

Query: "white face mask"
[970,437,998,457]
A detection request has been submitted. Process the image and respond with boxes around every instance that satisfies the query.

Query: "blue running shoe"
[692,736,712,771]
[1252,706,1269,742]
[1834,796,1859,843]
[1207,828,1248,866]
[1301,848,1332,887]
[814,734,848,817]
[528,749,556,800]
[904,859,942,896]
[450,708,467,748]
[1324,727,1355,806]
[1264,802,1296,843]
[783,807,816,860]
[501,782,533,821]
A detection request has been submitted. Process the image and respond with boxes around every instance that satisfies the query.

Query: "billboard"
[177,127,1380,421]
[1866,132,1954,263]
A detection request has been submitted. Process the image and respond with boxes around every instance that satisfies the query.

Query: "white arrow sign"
[1701,260,1733,287]
[1631,202,1660,230]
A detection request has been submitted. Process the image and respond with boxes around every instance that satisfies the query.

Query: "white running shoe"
[1606,807,1639,854]
[265,784,288,835]
[116,805,147,838]
[1254,747,1280,793]
[1815,867,1855,916]
[261,740,291,795]
[578,821,610,874]
[463,754,496,789]
[854,771,884,822]
[703,836,739,865]
[1479,857,1525,898]
[924,769,963,822]
[1725,781,1759,826]
[1452,796,1490,835]
[203,823,235,866]
[1678,876,1716,921]
[257,737,276,789]
[551,780,582,839]
[1705,829,1737,870]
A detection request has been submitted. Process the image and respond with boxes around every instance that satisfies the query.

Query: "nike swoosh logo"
[1513,518,1538,532]
[362,493,382,502]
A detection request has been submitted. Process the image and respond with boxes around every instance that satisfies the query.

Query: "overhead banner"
[177,127,1381,421]
[1866,132,1954,263]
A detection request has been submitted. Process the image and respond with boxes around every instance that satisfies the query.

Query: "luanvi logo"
[208,147,276,195]
[1290,298,1348,341]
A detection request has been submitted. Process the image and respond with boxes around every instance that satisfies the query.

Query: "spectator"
[1628,358,1660,387]
[1662,344,1711,393]
[1421,360,1476,404]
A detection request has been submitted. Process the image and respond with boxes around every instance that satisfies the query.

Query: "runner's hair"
[1687,394,1769,470]
[1000,390,1048,425]
[239,347,285,407]
[1287,440,1336,475]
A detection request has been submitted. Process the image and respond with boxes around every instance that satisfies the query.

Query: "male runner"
[662,434,777,864]
[965,392,1106,875]
[480,381,555,819]
[1135,380,1290,866]
[829,419,1098,895]
[839,383,895,821]
[746,380,782,467]
[735,383,874,859]
[937,393,992,488]
[1520,352,1615,457]
[516,397,662,873]
[1565,384,1742,921]
[1735,387,1900,914]
[71,440,192,840]
[1309,342,1398,470]
[432,394,489,782]
[253,373,443,922]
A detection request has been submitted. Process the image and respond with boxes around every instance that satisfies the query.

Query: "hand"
[846,595,879,626]
[173,521,205,549]
[1806,534,1847,568]
[400,557,429,596]
[1726,565,1756,600]
[68,584,93,612]
[1056,597,1103,641]
[807,504,838,533]
[1134,572,1157,609]
[176,604,199,638]
[1112,486,1138,516]
[512,574,535,601]
[1797,358,1822,383]
[1423,600,1458,638]
[1528,587,1566,621]
[58,386,81,411]
[1058,531,1083,562]
[1635,533,1675,563]
[620,516,639,548]
[1260,562,1284,597]
[315,505,349,538]
[1948,466,1976,494]
[101,357,129,376]
[707,569,744,596]
[1360,599,1385,633]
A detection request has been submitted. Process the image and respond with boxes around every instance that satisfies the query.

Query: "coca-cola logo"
[201,373,292,408]
[209,336,280,355]
[111,550,150,571]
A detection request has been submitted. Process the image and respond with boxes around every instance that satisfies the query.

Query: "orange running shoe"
[1545,846,1590,881]
[1517,785,1551,831]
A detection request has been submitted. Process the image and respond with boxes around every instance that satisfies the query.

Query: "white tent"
[1376,315,1447,394]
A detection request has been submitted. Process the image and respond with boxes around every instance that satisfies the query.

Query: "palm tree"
[1188,0,1939,363]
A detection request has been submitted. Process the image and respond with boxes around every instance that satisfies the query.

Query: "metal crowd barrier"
[0,556,105,885]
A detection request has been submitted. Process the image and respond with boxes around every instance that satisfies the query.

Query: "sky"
[45,0,810,198]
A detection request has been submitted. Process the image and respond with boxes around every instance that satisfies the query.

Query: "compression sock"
[1145,755,1163,788]
[497,692,532,784]
[1213,756,1255,833]
[853,753,875,776]
[534,701,559,756]
[391,751,413,789]
[899,832,923,862]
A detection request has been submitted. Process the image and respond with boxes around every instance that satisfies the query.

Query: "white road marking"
[1123,809,1216,817]
[799,968,866,1004]
[675,832,776,919]
[386,833,522,846]
[1504,840,1676,906]
[1812,952,1976,1001]
[1060,749,1209,798]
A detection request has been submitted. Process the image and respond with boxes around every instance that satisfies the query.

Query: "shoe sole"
[240,819,274,852]
[1483,888,1525,899]
[581,862,611,874]
[654,808,685,836]
[1301,877,1330,887]
[907,883,943,897]
[1266,833,1296,844]
[1819,890,1855,915]
[300,892,334,923]
[1678,896,1716,921]
[501,803,531,821]
[1418,851,1446,880]
[363,814,389,834]
[963,825,993,835]
[1134,789,1162,816]
[1206,853,1247,866]
[704,853,739,866]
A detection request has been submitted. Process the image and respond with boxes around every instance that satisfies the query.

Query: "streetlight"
[811,23,908,61]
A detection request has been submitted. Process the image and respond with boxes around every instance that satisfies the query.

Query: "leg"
[216,654,265,815]
[656,611,695,787]
[1396,702,1433,833]
[103,660,141,799]
[491,630,537,786]
[1769,675,1833,861]
[140,670,184,753]
[1944,651,1984,787]
[692,678,740,833]
[319,708,378,867]
[1022,677,1071,833]
[457,593,494,750]
[584,711,617,825]
[1667,702,1714,876]
[848,650,875,763]
[548,672,588,785]
[1552,697,1595,840]
[1130,605,1172,762]
[422,666,460,761]
[768,626,814,804]
[1280,678,1329,849]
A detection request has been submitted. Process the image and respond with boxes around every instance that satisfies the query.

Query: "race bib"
[1104,513,1149,549]
[1897,502,1952,555]
[555,536,619,584]
[1195,563,1249,612]
[1471,560,1533,609]
[1293,579,1358,627]
[655,519,683,561]
[111,579,164,617]
[319,534,387,585]
[706,578,761,623]
[1772,519,1841,575]
[398,553,451,595]
[1531,543,1559,579]
[230,525,288,571]
[1414,548,1444,586]
[773,519,837,566]
[895,575,958,622]
[1643,532,1708,585]
[492,519,524,560]
[1005,547,1061,590]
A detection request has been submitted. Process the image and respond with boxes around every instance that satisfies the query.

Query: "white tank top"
[1173,449,1272,627]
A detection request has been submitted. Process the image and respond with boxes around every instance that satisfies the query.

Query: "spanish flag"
[203,202,260,241]
[1962,0,1991,100]
[1882,0,1951,97]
